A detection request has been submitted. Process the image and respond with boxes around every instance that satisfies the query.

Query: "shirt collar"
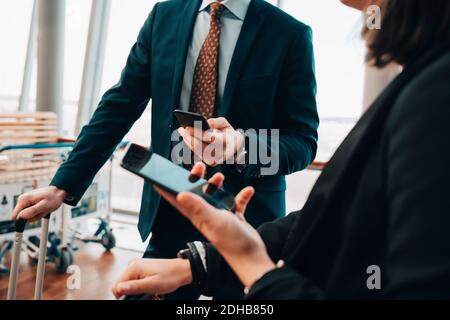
[199,0,251,21]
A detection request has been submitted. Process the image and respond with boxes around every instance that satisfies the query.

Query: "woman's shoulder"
[387,50,450,132]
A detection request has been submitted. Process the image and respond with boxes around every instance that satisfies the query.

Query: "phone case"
[174,110,210,129]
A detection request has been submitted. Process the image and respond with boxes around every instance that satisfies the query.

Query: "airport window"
[101,0,157,213]
[107,1,366,214]
[281,0,365,212]
[0,0,366,215]
[0,0,35,112]
[63,0,92,135]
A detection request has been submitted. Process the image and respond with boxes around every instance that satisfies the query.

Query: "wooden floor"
[0,243,138,300]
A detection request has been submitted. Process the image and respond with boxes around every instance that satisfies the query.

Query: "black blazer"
[50,0,319,241]
[203,44,450,299]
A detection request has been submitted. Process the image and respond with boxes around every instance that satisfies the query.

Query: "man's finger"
[208,117,230,129]
[185,126,194,136]
[201,130,219,144]
[28,210,51,223]
[190,127,217,143]
[185,126,203,137]
[11,195,33,220]
[180,130,196,152]
[18,200,48,221]
[185,126,210,142]
[11,203,25,221]
[180,128,207,158]
[234,187,255,218]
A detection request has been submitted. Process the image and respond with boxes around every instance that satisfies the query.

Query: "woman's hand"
[112,258,192,299]
[155,162,276,289]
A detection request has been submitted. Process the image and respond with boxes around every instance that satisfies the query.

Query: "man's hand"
[155,163,276,289]
[112,258,192,299]
[11,186,67,222]
[178,117,245,167]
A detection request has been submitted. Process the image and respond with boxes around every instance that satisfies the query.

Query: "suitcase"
[7,214,51,300]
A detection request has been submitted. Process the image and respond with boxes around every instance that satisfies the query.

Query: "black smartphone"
[174,109,210,130]
[120,143,235,211]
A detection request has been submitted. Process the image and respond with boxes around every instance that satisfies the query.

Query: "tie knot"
[210,2,225,18]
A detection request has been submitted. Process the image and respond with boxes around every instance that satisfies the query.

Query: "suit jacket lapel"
[171,0,202,108]
[217,0,264,117]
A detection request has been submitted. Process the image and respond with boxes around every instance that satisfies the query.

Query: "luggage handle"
[7,214,51,300]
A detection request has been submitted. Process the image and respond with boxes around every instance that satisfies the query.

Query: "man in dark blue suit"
[12,0,318,299]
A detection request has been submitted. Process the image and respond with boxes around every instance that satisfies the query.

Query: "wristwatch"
[177,242,207,289]
[177,248,190,260]
[235,132,249,173]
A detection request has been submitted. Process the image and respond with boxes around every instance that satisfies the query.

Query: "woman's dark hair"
[364,0,450,68]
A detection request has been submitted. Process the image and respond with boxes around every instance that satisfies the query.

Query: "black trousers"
[143,199,203,300]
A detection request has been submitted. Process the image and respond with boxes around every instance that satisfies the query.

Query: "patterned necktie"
[189,2,225,119]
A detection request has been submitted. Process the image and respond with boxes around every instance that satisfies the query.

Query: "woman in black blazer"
[113,0,450,299]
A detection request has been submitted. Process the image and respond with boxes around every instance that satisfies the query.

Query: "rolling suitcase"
[7,214,51,300]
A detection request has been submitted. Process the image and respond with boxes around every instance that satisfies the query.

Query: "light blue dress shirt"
[179,0,251,111]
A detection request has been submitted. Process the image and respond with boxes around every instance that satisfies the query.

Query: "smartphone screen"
[121,144,235,211]
[139,153,206,194]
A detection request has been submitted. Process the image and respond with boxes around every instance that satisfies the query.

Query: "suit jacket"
[50,0,319,241]
[203,44,450,299]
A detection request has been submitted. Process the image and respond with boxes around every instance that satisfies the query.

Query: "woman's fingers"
[189,162,207,181]
[205,173,225,194]
[112,259,148,298]
[154,186,177,208]
[156,162,206,204]
[155,186,215,232]
[208,172,224,187]
[176,192,220,235]
[114,277,159,298]
[234,187,255,219]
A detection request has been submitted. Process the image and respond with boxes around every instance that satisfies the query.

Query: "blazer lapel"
[171,0,202,108]
[216,0,264,117]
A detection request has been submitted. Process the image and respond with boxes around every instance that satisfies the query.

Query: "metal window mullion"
[19,0,38,112]
[75,0,111,135]
[88,0,111,119]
